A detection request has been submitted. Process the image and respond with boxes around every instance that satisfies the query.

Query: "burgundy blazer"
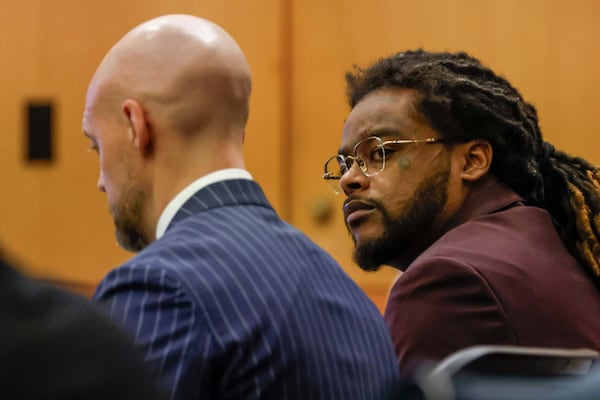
[384,180,600,375]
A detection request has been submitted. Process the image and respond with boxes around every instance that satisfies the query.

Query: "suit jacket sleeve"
[384,256,518,375]
[94,264,215,399]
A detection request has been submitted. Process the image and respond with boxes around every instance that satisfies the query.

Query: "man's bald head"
[83,15,253,252]
[89,14,252,140]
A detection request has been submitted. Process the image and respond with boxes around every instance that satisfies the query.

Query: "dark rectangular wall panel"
[26,102,53,161]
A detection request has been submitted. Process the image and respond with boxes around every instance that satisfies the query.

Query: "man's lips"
[343,199,376,226]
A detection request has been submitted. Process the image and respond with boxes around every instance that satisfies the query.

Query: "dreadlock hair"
[345,49,600,283]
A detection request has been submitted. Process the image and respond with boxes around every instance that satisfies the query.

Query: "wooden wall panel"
[290,0,600,311]
[0,1,285,288]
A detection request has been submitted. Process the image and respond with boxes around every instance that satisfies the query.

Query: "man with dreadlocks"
[323,49,600,375]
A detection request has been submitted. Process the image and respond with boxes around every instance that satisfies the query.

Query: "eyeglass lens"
[324,137,385,180]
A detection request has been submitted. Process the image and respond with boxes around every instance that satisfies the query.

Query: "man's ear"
[459,140,492,182]
[122,99,153,157]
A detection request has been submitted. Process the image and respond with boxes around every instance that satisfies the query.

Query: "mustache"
[343,196,386,227]
[343,195,384,211]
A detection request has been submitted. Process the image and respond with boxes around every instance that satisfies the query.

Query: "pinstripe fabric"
[94,179,399,399]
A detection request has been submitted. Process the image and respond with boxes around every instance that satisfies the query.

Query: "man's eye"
[369,147,386,161]
[382,147,398,159]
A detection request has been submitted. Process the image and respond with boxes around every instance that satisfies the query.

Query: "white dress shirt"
[155,168,253,239]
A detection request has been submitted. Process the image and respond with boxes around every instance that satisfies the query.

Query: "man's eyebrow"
[368,127,405,139]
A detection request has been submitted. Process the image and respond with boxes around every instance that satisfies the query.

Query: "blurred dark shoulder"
[0,251,166,400]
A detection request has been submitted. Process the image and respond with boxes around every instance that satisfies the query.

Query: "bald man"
[83,14,398,400]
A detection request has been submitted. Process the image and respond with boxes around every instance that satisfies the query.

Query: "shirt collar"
[155,168,253,239]
[442,177,524,234]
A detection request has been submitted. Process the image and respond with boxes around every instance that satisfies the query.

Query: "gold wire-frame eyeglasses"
[322,136,444,194]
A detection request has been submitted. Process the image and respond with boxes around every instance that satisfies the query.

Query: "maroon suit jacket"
[384,180,600,375]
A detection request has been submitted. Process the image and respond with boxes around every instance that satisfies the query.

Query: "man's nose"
[339,161,369,195]
[97,171,106,193]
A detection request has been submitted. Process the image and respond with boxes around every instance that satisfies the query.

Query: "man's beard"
[111,186,150,253]
[352,167,450,272]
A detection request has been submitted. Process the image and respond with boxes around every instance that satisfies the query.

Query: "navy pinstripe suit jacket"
[94,179,399,399]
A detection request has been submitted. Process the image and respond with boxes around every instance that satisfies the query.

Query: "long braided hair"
[345,49,600,282]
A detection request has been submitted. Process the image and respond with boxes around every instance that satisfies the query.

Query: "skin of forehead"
[340,88,424,155]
